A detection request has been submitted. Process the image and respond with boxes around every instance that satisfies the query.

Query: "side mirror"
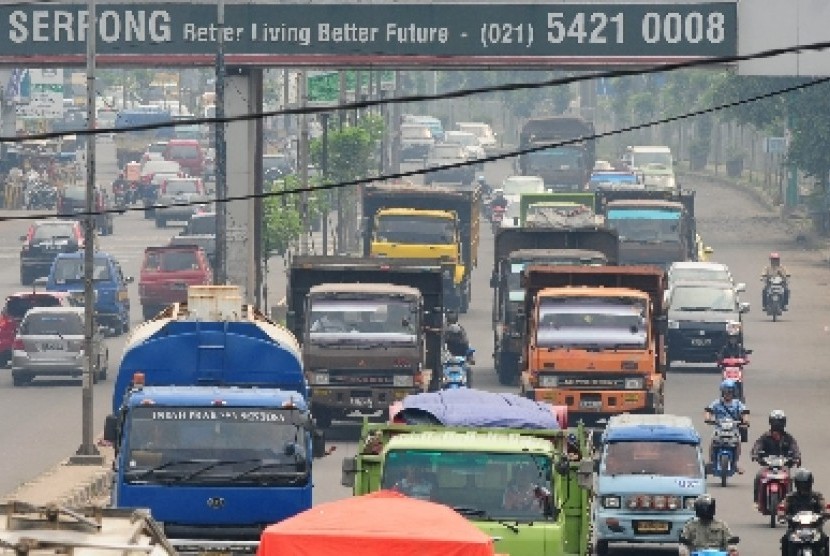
[18,235,26,241]
[125,276,134,284]
[745,349,754,355]
[341,457,357,488]
[739,302,751,314]
[736,282,746,293]
[312,429,326,458]
[703,246,714,254]
[103,414,118,443]
[728,536,740,544]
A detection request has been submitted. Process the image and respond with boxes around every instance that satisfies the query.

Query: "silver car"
[11,307,108,386]
[154,177,210,228]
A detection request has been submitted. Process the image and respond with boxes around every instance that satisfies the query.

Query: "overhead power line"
[3,38,830,144]
[4,74,828,223]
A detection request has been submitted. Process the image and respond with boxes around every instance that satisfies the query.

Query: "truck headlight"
[684,496,698,510]
[726,321,742,336]
[311,371,329,385]
[624,378,644,390]
[393,375,414,388]
[668,320,680,329]
[602,495,621,509]
[538,375,558,388]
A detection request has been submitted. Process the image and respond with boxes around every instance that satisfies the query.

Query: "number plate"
[579,400,603,410]
[723,369,742,380]
[40,342,64,351]
[634,520,670,534]
[350,397,373,408]
[690,338,712,346]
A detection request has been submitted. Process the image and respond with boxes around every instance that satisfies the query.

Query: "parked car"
[0,291,71,366]
[139,245,212,320]
[19,220,84,285]
[163,139,205,178]
[45,251,133,335]
[154,176,210,228]
[56,186,114,236]
[10,306,108,386]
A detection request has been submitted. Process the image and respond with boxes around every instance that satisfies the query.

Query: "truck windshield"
[537,300,647,349]
[375,215,455,244]
[631,151,672,168]
[603,441,702,477]
[525,147,584,169]
[123,406,309,486]
[308,299,418,340]
[381,450,552,520]
[606,210,681,243]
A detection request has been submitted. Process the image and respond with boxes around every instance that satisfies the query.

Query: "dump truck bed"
[494,227,620,266]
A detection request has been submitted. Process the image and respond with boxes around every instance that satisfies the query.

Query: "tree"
[262,176,302,257]
[309,115,381,184]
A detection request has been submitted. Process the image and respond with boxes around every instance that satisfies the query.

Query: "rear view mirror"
[728,536,740,544]
[341,457,357,487]
[125,276,134,284]
[736,282,746,293]
[103,414,118,443]
[739,302,751,314]
[312,429,326,458]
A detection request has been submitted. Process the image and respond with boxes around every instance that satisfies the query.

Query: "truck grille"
[328,370,399,386]
[551,374,643,389]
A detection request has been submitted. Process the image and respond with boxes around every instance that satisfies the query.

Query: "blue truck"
[104,285,324,549]
[593,413,706,555]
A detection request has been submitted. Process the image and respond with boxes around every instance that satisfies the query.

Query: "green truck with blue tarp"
[342,389,594,556]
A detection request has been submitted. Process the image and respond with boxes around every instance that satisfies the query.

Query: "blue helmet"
[720,379,737,394]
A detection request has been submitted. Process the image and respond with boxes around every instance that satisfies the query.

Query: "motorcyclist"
[751,410,802,504]
[704,379,749,474]
[780,468,829,556]
[678,495,738,556]
[717,334,749,362]
[762,252,790,310]
[490,189,508,211]
[445,313,471,360]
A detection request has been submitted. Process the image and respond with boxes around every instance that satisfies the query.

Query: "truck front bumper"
[595,508,691,544]
[311,386,421,413]
[524,387,660,423]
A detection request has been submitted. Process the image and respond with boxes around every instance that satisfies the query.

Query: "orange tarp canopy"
[257,490,497,556]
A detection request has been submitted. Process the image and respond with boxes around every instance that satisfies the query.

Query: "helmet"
[769,409,787,432]
[770,252,781,263]
[793,468,814,495]
[720,379,737,396]
[447,323,463,335]
[493,188,505,197]
[694,495,716,521]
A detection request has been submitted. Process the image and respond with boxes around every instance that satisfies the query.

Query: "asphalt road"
[0,142,827,556]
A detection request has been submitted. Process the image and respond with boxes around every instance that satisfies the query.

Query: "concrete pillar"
[223,67,263,303]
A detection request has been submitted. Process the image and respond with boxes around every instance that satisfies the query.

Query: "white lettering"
[9,10,27,43]
[148,11,171,42]
[386,23,448,44]
[54,11,73,42]
[99,11,120,43]
[32,10,48,42]
[124,10,145,42]
[318,23,378,43]
[78,11,89,43]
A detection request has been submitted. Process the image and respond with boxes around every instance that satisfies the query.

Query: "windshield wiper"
[677,306,712,311]
[126,459,216,481]
[233,461,308,483]
[176,458,263,482]
[452,506,519,533]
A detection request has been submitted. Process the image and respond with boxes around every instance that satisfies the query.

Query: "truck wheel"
[595,539,609,556]
[12,371,32,387]
[20,268,32,286]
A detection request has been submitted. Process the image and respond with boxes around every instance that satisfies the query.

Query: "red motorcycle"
[757,454,796,527]
[717,356,749,402]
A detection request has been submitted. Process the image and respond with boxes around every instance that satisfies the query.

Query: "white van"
[457,122,497,151]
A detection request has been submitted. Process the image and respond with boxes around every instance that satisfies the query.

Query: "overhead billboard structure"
[0,2,737,68]
[738,0,830,76]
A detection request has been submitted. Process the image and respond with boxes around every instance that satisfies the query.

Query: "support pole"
[298,71,309,255]
[320,113,330,256]
[214,0,227,285]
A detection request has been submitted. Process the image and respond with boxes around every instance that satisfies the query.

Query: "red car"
[138,245,212,321]
[163,139,205,179]
[0,291,71,365]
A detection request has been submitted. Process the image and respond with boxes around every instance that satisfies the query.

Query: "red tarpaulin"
[257,490,497,556]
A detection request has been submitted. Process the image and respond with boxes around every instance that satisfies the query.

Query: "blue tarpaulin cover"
[398,389,560,429]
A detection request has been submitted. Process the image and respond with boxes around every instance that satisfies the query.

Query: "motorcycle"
[25,181,57,210]
[491,205,506,233]
[717,355,750,403]
[756,454,796,528]
[781,510,829,555]
[686,535,740,556]
[707,418,744,487]
[763,275,788,322]
[441,348,475,390]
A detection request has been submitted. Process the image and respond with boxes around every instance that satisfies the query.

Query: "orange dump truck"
[520,266,666,426]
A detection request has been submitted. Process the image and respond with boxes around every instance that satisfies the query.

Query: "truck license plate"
[634,520,670,534]
[579,400,603,410]
[350,397,373,408]
[40,342,64,351]
[691,338,711,346]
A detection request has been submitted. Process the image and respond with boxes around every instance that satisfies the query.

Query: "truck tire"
[497,352,519,386]
[12,371,32,387]
[313,406,333,429]
[595,539,609,556]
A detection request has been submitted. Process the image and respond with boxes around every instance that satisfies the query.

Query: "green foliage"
[309,116,380,184]
[262,176,302,257]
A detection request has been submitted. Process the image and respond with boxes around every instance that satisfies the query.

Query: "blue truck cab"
[594,413,705,555]
[104,285,324,548]
[45,251,132,334]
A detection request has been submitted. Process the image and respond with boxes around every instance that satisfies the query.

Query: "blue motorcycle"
[685,534,740,555]
[706,418,743,487]
[441,349,475,390]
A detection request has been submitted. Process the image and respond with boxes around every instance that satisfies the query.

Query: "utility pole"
[298,71,309,255]
[213,0,227,285]
[320,112,330,256]
[336,72,346,253]
[71,0,101,464]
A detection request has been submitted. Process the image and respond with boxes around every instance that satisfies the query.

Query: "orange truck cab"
[520,265,666,426]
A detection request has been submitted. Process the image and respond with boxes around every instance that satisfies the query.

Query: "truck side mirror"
[655,315,668,335]
[341,457,358,487]
[739,302,751,314]
[103,414,118,443]
[490,272,497,289]
[728,536,740,544]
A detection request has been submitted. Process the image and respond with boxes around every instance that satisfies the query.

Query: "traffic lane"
[662,176,830,556]
[0,208,181,496]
